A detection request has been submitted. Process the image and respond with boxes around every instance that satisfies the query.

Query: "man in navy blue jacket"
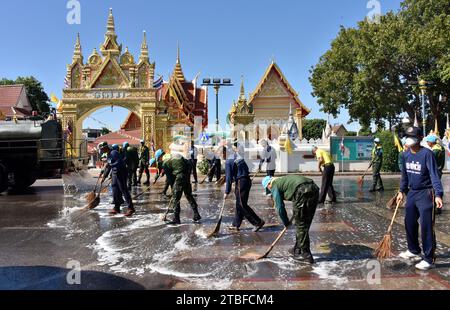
[397,127,443,270]
[101,143,135,217]
[224,144,265,232]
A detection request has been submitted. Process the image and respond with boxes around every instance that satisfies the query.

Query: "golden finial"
[72,33,83,62]
[107,8,115,35]
[239,75,246,101]
[173,42,185,82]
[139,30,149,61]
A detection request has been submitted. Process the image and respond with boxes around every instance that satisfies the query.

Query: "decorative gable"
[258,71,290,97]
[90,58,129,89]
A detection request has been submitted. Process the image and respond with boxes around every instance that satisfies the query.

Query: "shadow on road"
[0,266,145,290]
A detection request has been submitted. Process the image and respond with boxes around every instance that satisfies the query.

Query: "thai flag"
[153,76,164,89]
[64,75,70,89]
[340,137,345,155]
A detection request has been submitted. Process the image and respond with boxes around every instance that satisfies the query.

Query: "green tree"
[101,127,111,135]
[309,0,450,132]
[0,76,50,113]
[302,119,327,140]
[377,131,399,172]
[359,124,373,136]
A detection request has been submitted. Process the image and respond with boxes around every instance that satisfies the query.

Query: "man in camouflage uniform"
[263,175,319,264]
[138,140,150,186]
[165,153,201,225]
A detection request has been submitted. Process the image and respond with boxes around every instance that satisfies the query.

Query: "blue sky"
[0,0,402,131]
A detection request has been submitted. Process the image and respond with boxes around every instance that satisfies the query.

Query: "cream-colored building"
[229,61,310,143]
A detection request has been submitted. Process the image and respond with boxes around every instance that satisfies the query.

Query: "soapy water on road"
[48,174,450,289]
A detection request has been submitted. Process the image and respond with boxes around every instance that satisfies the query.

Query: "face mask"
[405,137,418,147]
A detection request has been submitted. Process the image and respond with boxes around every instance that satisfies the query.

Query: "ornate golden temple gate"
[59,9,170,156]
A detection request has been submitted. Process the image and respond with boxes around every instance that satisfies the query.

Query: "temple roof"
[248,61,310,117]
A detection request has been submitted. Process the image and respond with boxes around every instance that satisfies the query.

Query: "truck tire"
[0,163,8,193]
[12,170,37,191]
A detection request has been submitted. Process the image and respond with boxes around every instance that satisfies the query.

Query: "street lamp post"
[419,79,428,134]
[202,78,233,145]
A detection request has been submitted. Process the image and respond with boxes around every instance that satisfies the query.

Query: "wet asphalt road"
[0,173,449,290]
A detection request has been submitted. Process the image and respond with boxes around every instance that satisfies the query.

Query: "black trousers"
[112,171,134,212]
[190,159,198,182]
[138,162,150,183]
[127,168,138,188]
[319,164,336,203]
[208,159,221,182]
[233,177,263,228]
[372,162,383,190]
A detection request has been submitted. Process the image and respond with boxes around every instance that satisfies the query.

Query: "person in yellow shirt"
[312,146,336,204]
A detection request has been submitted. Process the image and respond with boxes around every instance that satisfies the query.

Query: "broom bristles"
[386,195,397,210]
[374,233,392,259]
[85,191,95,201]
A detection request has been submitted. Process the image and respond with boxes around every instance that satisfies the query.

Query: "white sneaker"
[415,260,434,271]
[399,250,421,260]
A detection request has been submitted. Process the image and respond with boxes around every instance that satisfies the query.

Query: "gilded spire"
[100,8,121,57]
[139,31,149,62]
[72,33,83,62]
[173,42,185,82]
[107,8,115,35]
[239,75,246,101]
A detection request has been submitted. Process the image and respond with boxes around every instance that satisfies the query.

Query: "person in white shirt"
[259,139,277,194]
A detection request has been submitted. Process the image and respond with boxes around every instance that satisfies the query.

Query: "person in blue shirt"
[100,143,135,217]
[397,127,443,270]
[224,143,265,232]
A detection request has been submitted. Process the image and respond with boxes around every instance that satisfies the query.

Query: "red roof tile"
[0,85,24,107]
[92,129,142,149]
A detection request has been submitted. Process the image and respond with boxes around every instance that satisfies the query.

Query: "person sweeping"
[165,151,201,225]
[312,146,336,205]
[425,135,445,216]
[138,140,150,186]
[259,139,277,196]
[396,127,443,270]
[262,175,320,264]
[100,143,135,217]
[369,138,384,192]
[224,143,265,232]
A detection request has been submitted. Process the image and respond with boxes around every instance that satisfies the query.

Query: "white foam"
[312,261,349,286]
[146,264,213,278]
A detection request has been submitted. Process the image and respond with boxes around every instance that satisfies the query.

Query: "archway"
[80,105,143,167]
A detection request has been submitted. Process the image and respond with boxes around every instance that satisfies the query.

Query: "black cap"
[405,126,423,138]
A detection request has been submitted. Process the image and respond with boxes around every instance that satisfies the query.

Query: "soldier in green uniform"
[369,138,384,192]
[262,175,320,264]
[165,154,201,225]
[138,140,150,186]
[426,135,445,215]
[426,135,445,179]
[160,154,175,198]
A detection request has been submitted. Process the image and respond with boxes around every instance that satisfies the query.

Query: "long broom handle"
[259,215,295,259]
[251,168,261,182]
[387,197,403,233]
[92,171,103,193]
[361,163,373,179]
[200,165,216,184]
